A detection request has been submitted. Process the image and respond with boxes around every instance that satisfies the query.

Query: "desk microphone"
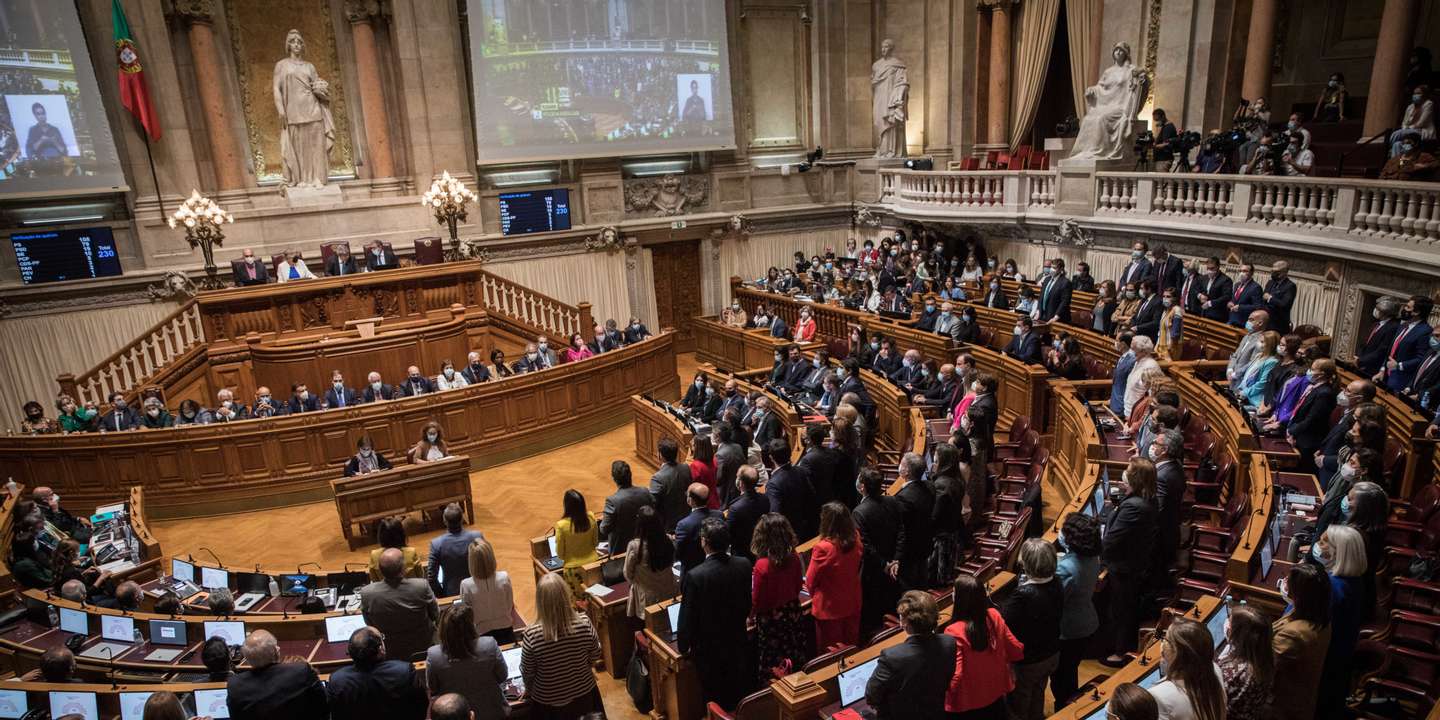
[100,645,118,689]
[199,547,224,568]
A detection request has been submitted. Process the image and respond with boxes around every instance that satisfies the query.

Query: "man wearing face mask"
[1315,379,1375,477]
[288,382,320,413]
[1377,295,1436,393]
[602,319,628,349]
[1118,241,1151,289]
[1380,128,1438,180]
[624,317,652,344]
[933,301,961,338]
[459,352,491,385]
[253,386,286,418]
[212,388,250,422]
[915,297,940,332]
[1037,257,1072,324]
[1004,317,1041,364]
[534,336,559,367]
[1279,130,1314,176]
[325,370,361,409]
[1402,325,1440,410]
[1227,309,1270,389]
[362,371,398,402]
[1262,260,1298,333]
[344,435,393,477]
[1148,246,1183,294]
[393,366,430,397]
[716,378,748,420]
[1128,280,1163,340]
[1193,256,1232,322]
[97,391,140,432]
[232,248,270,286]
[795,349,833,397]
[1226,262,1264,327]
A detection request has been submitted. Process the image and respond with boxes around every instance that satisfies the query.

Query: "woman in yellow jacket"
[554,489,599,597]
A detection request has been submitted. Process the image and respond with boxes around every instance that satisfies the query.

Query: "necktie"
[1181,276,1193,305]
[1233,282,1244,302]
[337,391,345,408]
[1295,383,1315,411]
[1366,320,1388,345]
[1418,352,1439,383]
[1391,325,1414,359]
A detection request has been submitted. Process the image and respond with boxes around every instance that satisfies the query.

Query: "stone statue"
[871,39,909,158]
[1068,42,1149,161]
[273,29,334,187]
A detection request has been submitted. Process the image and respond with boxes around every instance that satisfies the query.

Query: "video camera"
[1204,128,1247,154]
[1133,130,1155,155]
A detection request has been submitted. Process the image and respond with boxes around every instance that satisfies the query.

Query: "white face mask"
[1340,463,1357,480]
[372,382,382,391]
[146,408,160,417]
[426,432,438,443]
[443,368,454,378]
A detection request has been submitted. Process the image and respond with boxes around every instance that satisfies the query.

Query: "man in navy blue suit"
[1129,280,1164,340]
[1004,315,1042,364]
[324,371,361,409]
[674,483,722,573]
[1377,295,1435,394]
[1227,263,1264,327]
[762,437,817,540]
[399,366,434,397]
[724,465,768,560]
[1195,256,1233,322]
[1357,298,1402,377]
[1150,246,1185,293]
[288,383,320,414]
[1117,241,1152,289]
[1037,257,1073,324]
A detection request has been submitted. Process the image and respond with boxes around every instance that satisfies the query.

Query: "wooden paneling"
[632,395,695,470]
[331,456,474,549]
[691,316,793,372]
[651,240,704,353]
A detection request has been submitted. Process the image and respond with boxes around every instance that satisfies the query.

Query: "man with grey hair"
[1227,308,1270,389]
[1357,297,1403,376]
[59,579,87,603]
[226,629,329,719]
[1149,428,1187,579]
[207,588,235,616]
[365,547,440,663]
[1122,335,1159,417]
[889,452,935,589]
[140,396,174,429]
[212,388,249,422]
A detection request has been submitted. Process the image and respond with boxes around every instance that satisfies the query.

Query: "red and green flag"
[112,0,160,141]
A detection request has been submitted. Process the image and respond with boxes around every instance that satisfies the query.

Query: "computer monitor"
[235,571,271,595]
[171,557,195,583]
[1081,701,1109,720]
[58,607,88,635]
[1207,603,1231,649]
[1260,530,1275,579]
[119,692,154,720]
[279,573,313,596]
[837,657,880,707]
[325,614,368,644]
[201,566,229,590]
[0,688,27,719]
[149,619,188,646]
[204,620,246,647]
[666,603,681,636]
[100,615,136,643]
[49,691,98,720]
[326,571,368,595]
[194,688,230,719]
[1136,666,1163,690]
[501,646,523,679]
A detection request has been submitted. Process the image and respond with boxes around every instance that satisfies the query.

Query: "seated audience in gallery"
[140,396,174,428]
[344,435,394,477]
[587,324,619,354]
[564,332,596,363]
[400,366,435,397]
[460,351,492,385]
[364,240,399,271]
[55,394,96,433]
[436,360,469,391]
[624,316,652,343]
[252,386,287,417]
[288,382,320,413]
[212,388,249,422]
[364,371,400,402]
[18,400,56,434]
[174,398,213,426]
[490,349,515,378]
[326,370,362,409]
[513,343,546,374]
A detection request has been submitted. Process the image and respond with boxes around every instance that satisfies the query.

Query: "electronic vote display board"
[10,226,122,284]
[498,189,572,235]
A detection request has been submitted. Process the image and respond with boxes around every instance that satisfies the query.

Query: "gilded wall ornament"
[147,271,199,300]
[624,174,709,216]
[585,226,623,253]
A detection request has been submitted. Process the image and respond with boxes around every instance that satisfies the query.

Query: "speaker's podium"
[330,455,474,549]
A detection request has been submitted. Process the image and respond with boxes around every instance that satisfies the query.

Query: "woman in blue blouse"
[1051,512,1103,707]
[1237,331,1281,408]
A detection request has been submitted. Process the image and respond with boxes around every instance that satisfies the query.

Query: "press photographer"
[1150,108,1181,171]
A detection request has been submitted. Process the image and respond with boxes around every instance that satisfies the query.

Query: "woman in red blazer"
[805,502,863,652]
[945,574,1025,718]
[793,307,817,343]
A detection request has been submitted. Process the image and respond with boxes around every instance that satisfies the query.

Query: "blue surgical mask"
[1430,337,1440,351]
[1245,320,1255,332]
[1311,541,1329,566]
[1340,496,1352,518]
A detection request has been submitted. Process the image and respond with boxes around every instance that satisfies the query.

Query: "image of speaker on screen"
[4,94,77,175]
[679,74,713,127]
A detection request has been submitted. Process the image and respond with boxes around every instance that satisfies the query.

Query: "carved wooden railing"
[477,268,593,340]
[56,302,203,406]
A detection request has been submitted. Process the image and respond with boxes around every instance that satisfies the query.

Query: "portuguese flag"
[112,0,160,141]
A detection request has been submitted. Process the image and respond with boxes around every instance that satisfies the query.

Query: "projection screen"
[0,0,126,198]
[468,0,736,163]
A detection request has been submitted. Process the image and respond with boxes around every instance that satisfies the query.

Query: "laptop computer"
[194,688,230,719]
[201,566,229,590]
[57,606,88,635]
[149,619,188,646]
[48,691,98,720]
[325,614,368,644]
[78,641,132,661]
[0,689,25,719]
[204,620,246,647]
[234,571,271,612]
[1207,602,1231,650]
[100,615,136,643]
[837,657,879,707]
[279,573,313,596]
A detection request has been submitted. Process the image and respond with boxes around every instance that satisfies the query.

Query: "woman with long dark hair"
[1148,618,1226,720]
[426,602,508,718]
[367,516,420,580]
[806,502,862,652]
[750,513,809,680]
[490,349,514,378]
[1102,457,1159,665]
[927,442,967,586]
[943,574,1024,719]
[553,489,597,597]
[624,505,678,620]
[409,420,449,462]
[689,435,720,509]
[1271,563,1332,720]
[1219,605,1275,720]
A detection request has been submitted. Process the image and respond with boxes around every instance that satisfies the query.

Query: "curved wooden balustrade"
[0,333,677,517]
[58,302,204,407]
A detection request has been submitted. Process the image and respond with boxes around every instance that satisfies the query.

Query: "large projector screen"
[468,0,736,163]
[0,1,126,198]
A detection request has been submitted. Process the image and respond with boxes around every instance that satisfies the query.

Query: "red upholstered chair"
[413,236,445,265]
[271,253,288,276]
[992,417,1032,454]
[1392,483,1440,524]
[985,150,1001,169]
[1383,439,1409,490]
[959,157,980,171]
[1189,489,1248,552]
[1356,644,1440,718]
[706,688,776,720]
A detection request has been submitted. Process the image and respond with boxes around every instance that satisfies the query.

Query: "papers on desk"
[98,559,136,574]
[584,583,612,598]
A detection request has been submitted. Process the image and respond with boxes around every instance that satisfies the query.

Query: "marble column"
[1363,0,1421,137]
[345,0,395,179]
[984,0,1013,147]
[173,0,245,191]
[1240,0,1278,103]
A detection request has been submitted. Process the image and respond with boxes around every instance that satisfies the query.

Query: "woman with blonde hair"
[520,574,601,719]
[1237,331,1281,408]
[409,420,449,462]
[459,537,515,644]
[1315,524,1367,720]
[1148,618,1227,720]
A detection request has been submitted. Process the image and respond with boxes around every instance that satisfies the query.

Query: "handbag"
[626,643,653,713]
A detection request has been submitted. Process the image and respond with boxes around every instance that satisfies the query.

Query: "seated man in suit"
[512,343,546,374]
[600,460,654,551]
[288,383,320,414]
[1004,316,1042,364]
[226,629,329,720]
[674,483,722,573]
[624,317,652,344]
[97,391,140,432]
[326,245,358,277]
[535,336,559,368]
[460,351,491,385]
[325,625,427,719]
[602,319,628,349]
[363,372,399,402]
[677,518,753,711]
[252,386,287,418]
[864,591,957,720]
[587,323,620,355]
[233,248,270,286]
[325,371,362,409]
[399,366,434,397]
[361,549,440,664]
[889,349,926,389]
[212,388,250,422]
[364,240,399,272]
[915,362,962,408]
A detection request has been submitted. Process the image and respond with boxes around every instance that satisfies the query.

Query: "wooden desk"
[125,486,163,562]
[580,554,642,679]
[632,395,696,470]
[696,363,811,449]
[330,455,474,549]
[643,599,705,720]
[693,316,798,372]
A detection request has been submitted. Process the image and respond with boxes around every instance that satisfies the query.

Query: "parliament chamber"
[3,0,1440,719]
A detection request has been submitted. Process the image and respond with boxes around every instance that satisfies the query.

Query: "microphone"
[199,547,224,568]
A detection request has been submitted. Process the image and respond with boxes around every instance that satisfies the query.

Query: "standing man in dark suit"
[958,374,998,512]
[1377,295,1436,394]
[1178,259,1205,315]
[797,424,844,508]
[1147,430,1187,588]
[1316,379,1375,477]
[287,383,320,413]
[459,351,491,385]
[364,240,399,271]
[763,437,818,540]
[769,314,789,339]
[854,468,901,638]
[713,421,747,508]
[599,461,653,552]
[227,629,329,720]
[1404,325,1440,410]
[1263,260,1299,333]
[1038,257,1073,324]
[1129,280,1163,340]
[326,246,359,277]
[360,549,440,663]
[325,625,428,719]
[1195,256,1233,322]
[1117,241,1152,289]
[649,438,692,532]
[864,591,957,720]
[1102,459,1158,665]
[750,396,784,448]
[1149,246,1184,293]
[325,371,362,409]
[890,453,935,590]
[1285,359,1339,475]
[1004,316,1042,364]
[674,483,722,573]
[1227,263,1265,327]
[97,391,140,432]
[399,366,434,397]
[233,249,270,286]
[1356,298,1402,377]
[725,466,768,559]
[427,504,482,597]
[677,518,753,711]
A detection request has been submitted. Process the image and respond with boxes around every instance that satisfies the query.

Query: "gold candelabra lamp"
[168,190,234,290]
[421,170,477,261]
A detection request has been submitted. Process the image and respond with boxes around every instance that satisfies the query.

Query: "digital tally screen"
[10,226,122,284]
[498,189,572,236]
